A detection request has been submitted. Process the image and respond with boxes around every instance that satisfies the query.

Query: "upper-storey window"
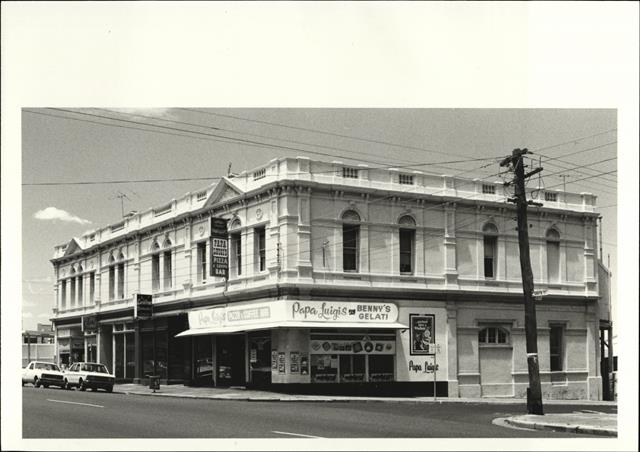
[69,267,76,307]
[229,219,242,277]
[398,215,416,274]
[342,167,359,179]
[342,210,360,272]
[117,253,125,299]
[546,229,561,283]
[255,226,266,272]
[196,241,207,284]
[60,279,67,309]
[77,264,83,306]
[151,242,160,292]
[89,271,95,304]
[398,174,414,185]
[482,184,496,194]
[108,255,116,300]
[163,240,172,290]
[478,327,509,345]
[483,223,498,279]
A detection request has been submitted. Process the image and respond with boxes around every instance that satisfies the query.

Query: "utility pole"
[501,148,544,415]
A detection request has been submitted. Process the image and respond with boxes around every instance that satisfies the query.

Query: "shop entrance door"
[194,335,214,386]
[216,334,245,387]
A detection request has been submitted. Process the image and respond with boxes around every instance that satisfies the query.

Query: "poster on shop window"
[410,314,435,355]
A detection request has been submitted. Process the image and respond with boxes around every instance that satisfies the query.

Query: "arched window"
[342,210,361,272]
[76,265,83,306]
[163,239,172,289]
[546,228,561,283]
[69,267,76,307]
[116,252,125,299]
[482,223,498,279]
[398,215,416,274]
[229,220,242,277]
[478,327,509,345]
[108,255,116,300]
[151,241,160,292]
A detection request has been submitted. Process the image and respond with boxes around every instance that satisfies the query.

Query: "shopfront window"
[339,355,366,382]
[368,355,395,382]
[311,354,339,382]
[309,330,396,383]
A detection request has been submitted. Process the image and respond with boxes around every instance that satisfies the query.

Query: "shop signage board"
[188,302,275,330]
[310,339,395,355]
[134,293,153,319]
[82,315,98,332]
[210,218,228,279]
[288,301,398,323]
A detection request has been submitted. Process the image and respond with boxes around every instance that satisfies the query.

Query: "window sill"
[479,344,512,349]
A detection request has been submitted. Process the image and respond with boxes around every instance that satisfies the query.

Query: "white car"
[22,361,66,388]
[64,362,115,392]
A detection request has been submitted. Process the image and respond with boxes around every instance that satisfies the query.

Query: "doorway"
[216,334,245,386]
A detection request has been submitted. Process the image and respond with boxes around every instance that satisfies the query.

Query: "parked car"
[64,362,115,392]
[22,361,65,388]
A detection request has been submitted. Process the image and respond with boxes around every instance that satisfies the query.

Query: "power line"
[180,108,494,162]
[531,129,617,154]
[98,108,495,176]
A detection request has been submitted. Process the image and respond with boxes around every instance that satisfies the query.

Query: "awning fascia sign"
[175,321,408,337]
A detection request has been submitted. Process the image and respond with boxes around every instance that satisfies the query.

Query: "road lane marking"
[272,431,324,438]
[47,399,104,408]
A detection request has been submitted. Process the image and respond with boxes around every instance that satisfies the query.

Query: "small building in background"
[22,323,55,367]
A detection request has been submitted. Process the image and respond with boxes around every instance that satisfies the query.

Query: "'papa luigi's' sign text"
[288,301,398,323]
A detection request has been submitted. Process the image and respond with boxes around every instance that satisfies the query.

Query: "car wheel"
[107,385,113,393]
[43,384,49,388]
[34,377,40,388]
[64,379,70,390]
[79,379,86,391]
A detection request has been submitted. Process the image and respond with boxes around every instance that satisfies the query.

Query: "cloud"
[22,312,33,319]
[34,207,91,225]
[23,276,52,283]
[108,108,174,119]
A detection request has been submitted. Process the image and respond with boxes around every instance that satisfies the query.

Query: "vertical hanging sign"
[210,218,229,279]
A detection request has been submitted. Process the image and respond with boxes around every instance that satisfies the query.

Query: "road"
[22,386,616,438]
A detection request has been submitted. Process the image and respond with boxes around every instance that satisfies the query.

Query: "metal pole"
[433,353,437,402]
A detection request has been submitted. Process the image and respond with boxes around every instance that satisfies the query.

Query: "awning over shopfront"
[175,300,407,338]
[176,320,408,337]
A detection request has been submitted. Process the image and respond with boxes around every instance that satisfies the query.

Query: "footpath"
[114,383,617,437]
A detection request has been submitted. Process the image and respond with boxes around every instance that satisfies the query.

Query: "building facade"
[50,157,610,399]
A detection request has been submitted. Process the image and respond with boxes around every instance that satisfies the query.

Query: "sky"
[20,108,618,331]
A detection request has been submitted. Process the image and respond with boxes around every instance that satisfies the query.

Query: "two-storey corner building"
[50,156,611,399]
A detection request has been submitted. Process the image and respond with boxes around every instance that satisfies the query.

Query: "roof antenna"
[227,162,232,176]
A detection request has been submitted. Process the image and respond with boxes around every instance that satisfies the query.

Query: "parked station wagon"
[64,362,115,392]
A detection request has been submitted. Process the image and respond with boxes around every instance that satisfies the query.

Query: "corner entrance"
[216,334,245,387]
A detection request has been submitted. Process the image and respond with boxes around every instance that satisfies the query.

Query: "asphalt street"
[22,386,616,438]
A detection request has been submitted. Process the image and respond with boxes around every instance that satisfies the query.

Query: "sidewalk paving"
[114,383,617,436]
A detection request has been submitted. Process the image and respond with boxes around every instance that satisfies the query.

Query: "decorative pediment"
[203,178,245,208]
[63,238,84,257]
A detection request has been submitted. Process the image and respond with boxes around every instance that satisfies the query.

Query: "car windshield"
[81,363,108,373]
[35,363,60,371]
